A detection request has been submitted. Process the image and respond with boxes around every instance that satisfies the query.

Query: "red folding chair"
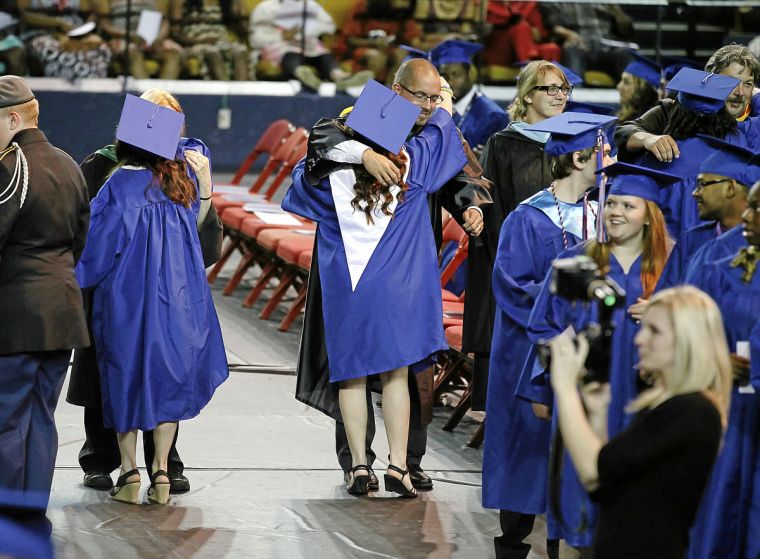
[207,129,309,285]
[278,248,312,332]
[225,119,295,187]
[440,219,469,301]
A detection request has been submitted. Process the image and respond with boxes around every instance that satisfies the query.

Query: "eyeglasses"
[397,83,444,105]
[533,85,573,97]
[695,178,730,192]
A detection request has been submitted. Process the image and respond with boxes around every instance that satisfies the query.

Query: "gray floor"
[48,236,550,559]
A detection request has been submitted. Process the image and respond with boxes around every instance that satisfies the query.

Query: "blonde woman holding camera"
[550,285,730,559]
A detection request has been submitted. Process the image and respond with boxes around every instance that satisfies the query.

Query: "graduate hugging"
[282,60,468,497]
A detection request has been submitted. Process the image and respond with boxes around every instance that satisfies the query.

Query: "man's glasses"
[695,178,730,192]
[398,83,444,105]
[533,85,573,97]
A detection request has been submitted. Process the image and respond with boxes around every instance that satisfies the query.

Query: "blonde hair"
[140,88,183,113]
[627,286,732,424]
[508,60,570,122]
[0,99,40,127]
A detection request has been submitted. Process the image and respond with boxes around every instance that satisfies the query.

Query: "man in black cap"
[0,75,90,497]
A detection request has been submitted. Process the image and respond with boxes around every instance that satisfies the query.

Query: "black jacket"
[0,128,89,354]
[462,128,552,353]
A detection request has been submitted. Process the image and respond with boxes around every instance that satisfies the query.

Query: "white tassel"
[0,143,29,207]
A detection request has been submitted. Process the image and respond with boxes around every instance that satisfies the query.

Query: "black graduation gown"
[462,128,552,355]
[295,117,492,425]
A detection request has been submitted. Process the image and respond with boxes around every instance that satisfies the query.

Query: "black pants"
[495,510,559,559]
[561,40,632,81]
[78,403,184,478]
[335,387,427,472]
[281,52,337,80]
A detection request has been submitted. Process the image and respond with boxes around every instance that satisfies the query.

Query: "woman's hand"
[438,76,454,116]
[531,402,552,421]
[361,149,400,186]
[628,297,649,322]
[184,149,212,197]
[549,328,588,393]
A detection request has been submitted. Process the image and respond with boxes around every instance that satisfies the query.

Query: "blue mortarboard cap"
[666,68,740,115]
[698,135,760,187]
[399,44,431,63]
[524,112,616,156]
[517,60,583,86]
[624,51,662,89]
[660,55,700,82]
[599,162,680,203]
[345,80,421,154]
[565,100,617,116]
[431,39,482,67]
[554,62,584,87]
[115,94,184,160]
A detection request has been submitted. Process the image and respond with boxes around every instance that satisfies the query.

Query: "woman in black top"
[549,285,732,559]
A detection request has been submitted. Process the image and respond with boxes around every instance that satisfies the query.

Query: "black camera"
[538,256,626,384]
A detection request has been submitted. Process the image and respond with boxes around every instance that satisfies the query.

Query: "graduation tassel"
[595,128,608,244]
[0,143,29,208]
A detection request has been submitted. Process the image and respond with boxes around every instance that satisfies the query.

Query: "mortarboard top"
[698,135,760,187]
[115,94,184,160]
[598,161,680,203]
[666,67,740,115]
[345,80,421,155]
[623,51,662,89]
[431,39,482,67]
[399,44,431,63]
[524,112,616,156]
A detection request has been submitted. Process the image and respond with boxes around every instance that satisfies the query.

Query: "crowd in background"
[0,0,759,89]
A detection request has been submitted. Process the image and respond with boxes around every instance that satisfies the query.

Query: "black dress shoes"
[408,464,433,490]
[169,471,190,494]
[83,472,113,490]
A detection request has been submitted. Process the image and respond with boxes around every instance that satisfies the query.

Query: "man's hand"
[643,134,680,162]
[462,207,484,236]
[361,149,400,187]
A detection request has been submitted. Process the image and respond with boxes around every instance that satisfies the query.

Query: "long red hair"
[586,200,671,298]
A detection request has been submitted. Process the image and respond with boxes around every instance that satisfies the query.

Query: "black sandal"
[347,464,371,495]
[110,468,141,504]
[384,464,418,498]
[147,469,171,505]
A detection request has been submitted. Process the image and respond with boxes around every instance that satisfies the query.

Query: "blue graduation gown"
[634,137,714,239]
[685,254,760,559]
[455,92,508,149]
[525,243,649,546]
[660,221,723,284]
[281,110,467,382]
[75,161,229,432]
[684,224,747,283]
[483,190,595,514]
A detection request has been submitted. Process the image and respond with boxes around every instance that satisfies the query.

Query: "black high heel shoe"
[147,469,171,505]
[384,464,418,498]
[347,465,371,495]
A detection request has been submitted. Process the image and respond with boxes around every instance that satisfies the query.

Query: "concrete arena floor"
[48,185,551,558]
